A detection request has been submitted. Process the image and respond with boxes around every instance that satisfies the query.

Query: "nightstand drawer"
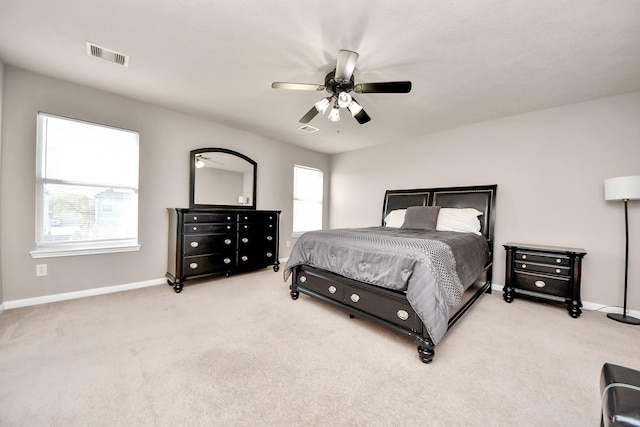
[515,251,570,267]
[513,261,570,276]
[513,272,569,298]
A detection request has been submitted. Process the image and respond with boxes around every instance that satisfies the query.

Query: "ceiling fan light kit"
[272,49,412,126]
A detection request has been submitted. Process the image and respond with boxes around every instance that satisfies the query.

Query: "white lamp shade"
[604,176,640,200]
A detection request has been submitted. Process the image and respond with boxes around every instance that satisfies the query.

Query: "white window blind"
[32,113,140,257]
[293,165,323,234]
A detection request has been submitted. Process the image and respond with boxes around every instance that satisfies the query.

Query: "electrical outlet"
[36,264,47,276]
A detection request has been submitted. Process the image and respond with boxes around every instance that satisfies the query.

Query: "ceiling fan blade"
[353,81,412,94]
[299,106,320,123]
[272,82,325,91]
[335,50,359,83]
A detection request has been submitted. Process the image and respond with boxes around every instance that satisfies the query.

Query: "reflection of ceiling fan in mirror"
[271,49,412,124]
[195,154,224,168]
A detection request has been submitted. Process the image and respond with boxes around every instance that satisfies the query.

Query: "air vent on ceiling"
[86,42,130,68]
[298,125,319,133]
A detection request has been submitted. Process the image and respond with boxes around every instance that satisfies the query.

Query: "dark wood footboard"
[289,263,492,363]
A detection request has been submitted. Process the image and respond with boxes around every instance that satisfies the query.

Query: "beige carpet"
[1,268,638,426]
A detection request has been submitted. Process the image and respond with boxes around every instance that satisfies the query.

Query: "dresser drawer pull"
[244,225,248,229]
[189,262,198,270]
[241,255,248,262]
[266,252,273,258]
[193,216,198,221]
[224,239,232,245]
[269,224,273,228]
[397,310,409,321]
[534,280,546,288]
[350,293,360,303]
[190,241,199,248]
[556,258,562,264]
[521,254,527,260]
[192,226,198,231]
[227,216,232,220]
[242,237,249,243]
[299,275,307,283]
[555,268,561,274]
[328,285,337,294]
[521,264,527,269]
[223,258,231,264]
[267,236,273,241]
[244,216,248,220]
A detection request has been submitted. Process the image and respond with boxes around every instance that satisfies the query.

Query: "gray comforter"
[283,227,489,344]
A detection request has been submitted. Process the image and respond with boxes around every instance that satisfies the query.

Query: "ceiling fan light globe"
[347,100,363,116]
[337,91,352,108]
[328,107,340,122]
[314,98,331,114]
[196,159,205,168]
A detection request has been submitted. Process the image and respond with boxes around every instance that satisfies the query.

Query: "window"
[32,113,140,258]
[293,165,323,234]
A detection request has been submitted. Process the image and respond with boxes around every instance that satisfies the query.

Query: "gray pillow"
[401,206,441,230]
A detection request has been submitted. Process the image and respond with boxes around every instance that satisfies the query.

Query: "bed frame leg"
[417,338,435,364]
[289,284,299,300]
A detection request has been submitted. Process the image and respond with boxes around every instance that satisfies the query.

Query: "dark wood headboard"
[382,184,498,257]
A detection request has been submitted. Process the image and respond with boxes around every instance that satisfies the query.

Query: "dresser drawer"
[513,272,569,298]
[513,261,570,277]
[183,233,236,256]
[238,212,278,224]
[184,213,235,223]
[238,231,276,249]
[514,251,570,267]
[295,269,343,302]
[182,253,234,277]
[238,222,276,232]
[183,223,235,234]
[237,248,277,269]
[344,284,421,331]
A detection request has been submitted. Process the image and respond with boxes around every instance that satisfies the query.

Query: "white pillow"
[436,208,483,235]
[383,209,407,228]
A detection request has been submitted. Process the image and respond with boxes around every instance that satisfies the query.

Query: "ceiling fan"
[271,50,412,125]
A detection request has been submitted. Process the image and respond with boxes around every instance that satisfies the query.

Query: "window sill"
[30,243,141,259]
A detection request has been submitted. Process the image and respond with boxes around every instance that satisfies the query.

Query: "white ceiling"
[1,0,639,154]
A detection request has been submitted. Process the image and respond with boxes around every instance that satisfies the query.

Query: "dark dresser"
[167,208,280,293]
[503,242,587,318]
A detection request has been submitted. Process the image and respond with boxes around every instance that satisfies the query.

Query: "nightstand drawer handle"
[241,255,248,262]
[521,255,527,260]
[535,280,546,288]
[299,275,307,283]
[242,237,249,243]
[328,285,337,294]
[267,236,273,241]
[397,310,409,321]
[556,268,561,273]
[350,293,360,303]
[190,241,199,248]
[224,239,232,245]
[556,258,562,264]
[521,264,527,269]
[266,252,273,258]
[223,258,231,264]
[189,262,198,270]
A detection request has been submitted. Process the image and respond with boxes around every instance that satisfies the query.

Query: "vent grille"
[86,42,130,68]
[298,125,319,133]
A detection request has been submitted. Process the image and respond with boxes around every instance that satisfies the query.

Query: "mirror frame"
[189,147,257,209]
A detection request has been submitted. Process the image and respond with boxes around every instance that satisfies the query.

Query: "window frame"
[292,164,323,236]
[30,112,141,259]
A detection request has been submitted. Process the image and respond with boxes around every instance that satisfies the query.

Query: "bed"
[283,184,497,363]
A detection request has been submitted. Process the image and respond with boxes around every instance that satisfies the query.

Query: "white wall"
[0,66,330,301]
[330,92,640,310]
[0,58,4,307]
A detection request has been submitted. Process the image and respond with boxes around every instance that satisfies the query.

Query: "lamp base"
[607,312,640,325]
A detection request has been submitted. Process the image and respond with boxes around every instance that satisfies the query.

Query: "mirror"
[189,148,257,209]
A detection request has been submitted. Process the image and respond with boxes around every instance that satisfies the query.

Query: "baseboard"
[2,278,167,310]
[490,282,640,319]
[0,302,5,316]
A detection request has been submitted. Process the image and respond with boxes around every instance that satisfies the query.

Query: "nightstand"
[503,243,587,318]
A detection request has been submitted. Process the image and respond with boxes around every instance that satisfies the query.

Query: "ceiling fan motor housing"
[324,70,354,96]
